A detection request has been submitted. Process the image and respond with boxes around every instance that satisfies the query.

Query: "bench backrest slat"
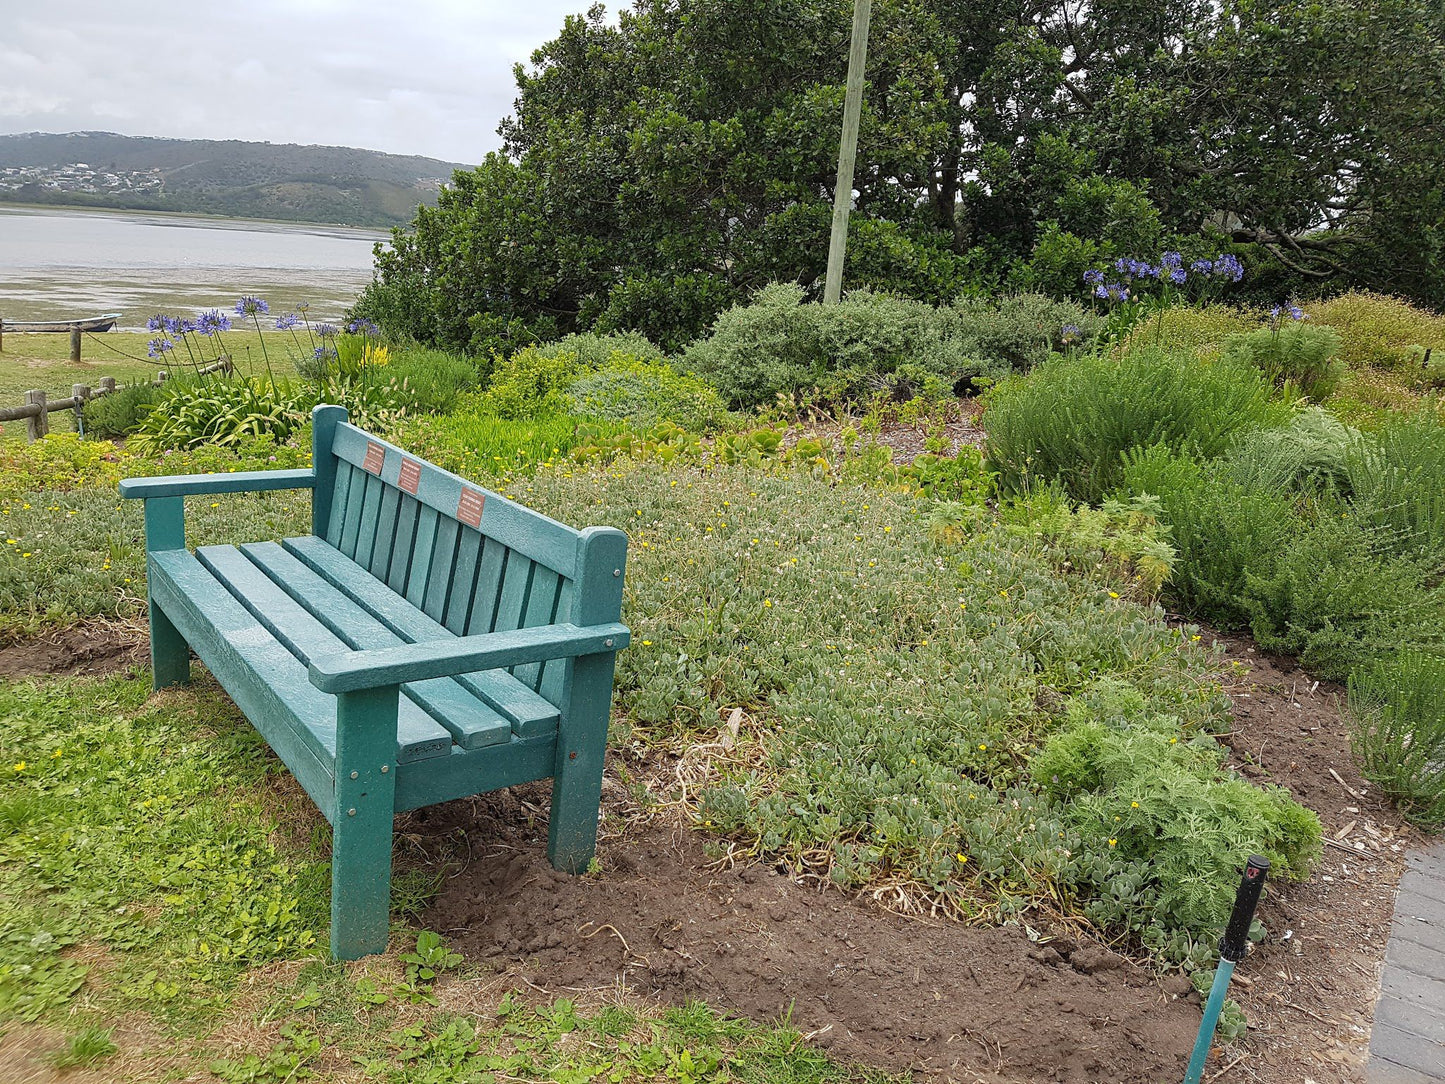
[315,414,609,650]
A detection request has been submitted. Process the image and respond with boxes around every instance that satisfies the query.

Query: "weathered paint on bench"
[120,404,629,960]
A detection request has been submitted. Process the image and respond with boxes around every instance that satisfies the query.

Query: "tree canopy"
[358,0,1445,353]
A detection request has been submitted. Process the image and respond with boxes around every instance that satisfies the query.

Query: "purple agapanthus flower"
[1105,283,1130,302]
[1083,268,1105,286]
[346,318,381,336]
[1160,251,1183,270]
[313,345,336,361]
[275,312,301,330]
[146,314,167,332]
[314,323,339,339]
[1212,254,1244,282]
[196,309,232,336]
[1190,259,1214,274]
[235,296,270,316]
[1270,305,1283,319]
[1060,323,1082,344]
[1168,267,1188,285]
[147,337,175,358]
[177,318,198,335]
[1288,305,1307,321]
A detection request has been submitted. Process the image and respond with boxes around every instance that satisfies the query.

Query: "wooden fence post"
[24,390,48,441]
[69,325,82,363]
[72,384,90,433]
[99,377,116,395]
[0,318,5,353]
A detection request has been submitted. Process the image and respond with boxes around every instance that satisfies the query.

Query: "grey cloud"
[0,0,607,162]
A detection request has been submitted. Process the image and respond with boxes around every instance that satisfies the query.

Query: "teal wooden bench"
[119,405,629,960]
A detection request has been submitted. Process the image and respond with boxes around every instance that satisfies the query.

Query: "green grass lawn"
[1,673,899,1083]
[0,330,305,438]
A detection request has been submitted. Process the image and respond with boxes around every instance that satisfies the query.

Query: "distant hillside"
[0,132,470,227]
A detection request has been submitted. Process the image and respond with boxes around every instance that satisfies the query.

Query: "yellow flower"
[1108,591,1120,599]
[1108,838,1117,847]
[51,749,63,759]
[955,854,968,864]
[762,599,773,608]
[978,743,987,751]
[11,761,25,772]
[210,502,219,508]
[1131,801,1139,808]
[641,640,653,646]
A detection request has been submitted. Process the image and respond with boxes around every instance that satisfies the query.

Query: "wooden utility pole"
[823,0,873,305]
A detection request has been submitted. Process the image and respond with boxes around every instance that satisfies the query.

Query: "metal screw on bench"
[1183,856,1270,1084]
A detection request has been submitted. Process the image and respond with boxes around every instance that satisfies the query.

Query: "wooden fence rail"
[0,359,232,442]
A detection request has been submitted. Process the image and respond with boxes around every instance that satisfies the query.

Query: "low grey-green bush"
[503,459,1318,962]
[1345,411,1445,561]
[682,284,1097,410]
[985,348,1289,503]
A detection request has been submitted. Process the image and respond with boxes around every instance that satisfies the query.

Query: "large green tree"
[360,0,1445,352]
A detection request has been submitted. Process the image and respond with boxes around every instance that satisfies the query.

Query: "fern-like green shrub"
[984,348,1289,503]
[1221,323,1343,401]
[1344,411,1445,561]
[1121,442,1445,680]
[1348,651,1445,828]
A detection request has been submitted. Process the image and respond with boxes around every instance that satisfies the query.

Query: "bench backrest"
[309,405,625,703]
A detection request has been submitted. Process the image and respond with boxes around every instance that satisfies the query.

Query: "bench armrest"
[307,622,631,694]
[119,469,316,500]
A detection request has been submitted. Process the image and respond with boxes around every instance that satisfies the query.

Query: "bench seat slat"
[284,534,562,737]
[197,546,453,763]
[146,549,339,818]
[239,542,512,750]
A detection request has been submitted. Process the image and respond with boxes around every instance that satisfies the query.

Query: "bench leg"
[330,687,399,961]
[548,654,615,873]
[149,601,190,689]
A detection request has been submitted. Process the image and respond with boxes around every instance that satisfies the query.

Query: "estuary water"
[0,205,388,328]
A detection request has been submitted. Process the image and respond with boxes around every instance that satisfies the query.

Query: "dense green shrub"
[82,380,168,439]
[683,284,1097,410]
[482,338,724,431]
[1348,651,1445,828]
[383,347,482,413]
[1225,408,1356,493]
[984,348,1289,503]
[393,399,627,478]
[1222,323,1343,401]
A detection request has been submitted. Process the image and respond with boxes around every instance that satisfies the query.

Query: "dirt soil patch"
[412,628,1419,1083]
[416,792,1198,1083]
[0,620,147,680]
[1201,629,1416,1084]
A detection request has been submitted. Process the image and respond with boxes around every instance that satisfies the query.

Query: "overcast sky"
[0,0,609,164]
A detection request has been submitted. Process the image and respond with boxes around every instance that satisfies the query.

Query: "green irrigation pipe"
[1183,856,1270,1084]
